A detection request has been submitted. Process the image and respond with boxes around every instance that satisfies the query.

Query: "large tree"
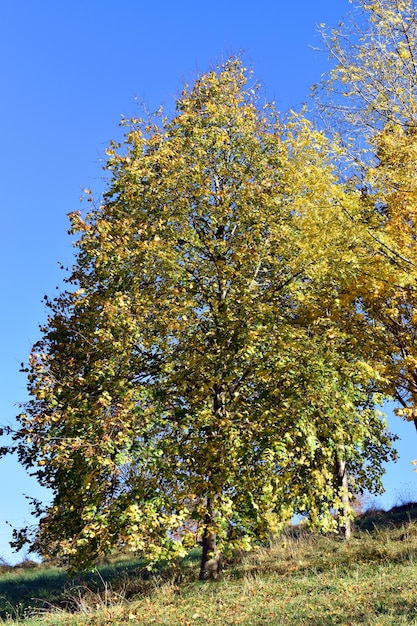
[10,59,392,577]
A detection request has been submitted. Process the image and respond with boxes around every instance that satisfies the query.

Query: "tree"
[9,59,393,576]
[318,0,417,430]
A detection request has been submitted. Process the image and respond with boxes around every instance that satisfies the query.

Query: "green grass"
[3,506,417,625]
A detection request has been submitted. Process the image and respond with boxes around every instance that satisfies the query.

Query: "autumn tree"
[317,0,417,430]
[9,59,393,577]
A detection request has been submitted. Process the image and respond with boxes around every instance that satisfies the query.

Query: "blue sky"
[1,0,416,564]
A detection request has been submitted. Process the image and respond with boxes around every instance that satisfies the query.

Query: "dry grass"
[3,509,417,624]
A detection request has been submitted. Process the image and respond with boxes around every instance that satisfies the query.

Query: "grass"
[2,506,417,624]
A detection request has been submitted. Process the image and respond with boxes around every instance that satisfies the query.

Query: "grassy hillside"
[2,505,417,625]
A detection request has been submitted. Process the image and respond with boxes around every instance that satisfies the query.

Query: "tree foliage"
[10,59,394,575]
[319,0,417,427]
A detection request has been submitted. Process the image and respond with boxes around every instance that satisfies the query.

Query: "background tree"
[317,0,417,432]
[10,59,393,577]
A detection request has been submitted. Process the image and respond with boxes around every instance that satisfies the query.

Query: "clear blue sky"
[1,0,416,564]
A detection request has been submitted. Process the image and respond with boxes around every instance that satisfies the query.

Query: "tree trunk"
[198,389,224,580]
[199,500,221,580]
[335,455,351,539]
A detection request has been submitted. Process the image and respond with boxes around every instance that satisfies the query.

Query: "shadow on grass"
[0,557,148,619]
[0,548,203,620]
